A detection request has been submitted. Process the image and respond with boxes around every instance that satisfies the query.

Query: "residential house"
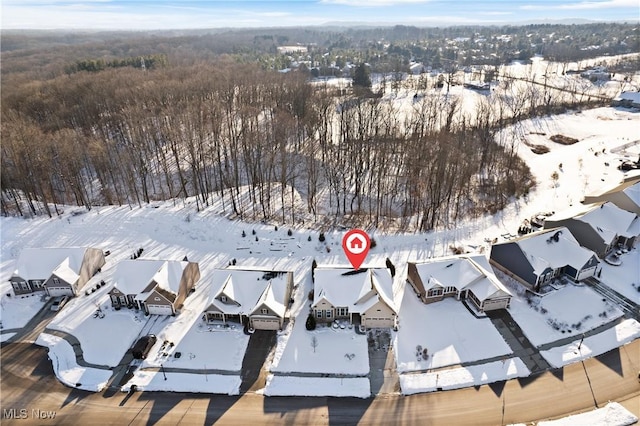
[312,265,398,329]
[583,176,640,216]
[611,91,640,109]
[490,227,600,292]
[203,268,293,330]
[9,247,105,297]
[109,259,200,316]
[407,255,512,313]
[544,202,639,257]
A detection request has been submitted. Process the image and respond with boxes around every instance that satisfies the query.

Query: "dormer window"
[261,308,268,314]
[221,296,227,302]
[154,297,161,301]
[53,278,60,285]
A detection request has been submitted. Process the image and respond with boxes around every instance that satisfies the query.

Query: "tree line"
[0,61,537,231]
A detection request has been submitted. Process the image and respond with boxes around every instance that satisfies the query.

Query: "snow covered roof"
[312,266,397,314]
[207,269,290,317]
[513,228,596,275]
[51,258,80,285]
[12,247,89,281]
[548,202,638,241]
[112,259,187,297]
[614,91,640,103]
[410,255,511,302]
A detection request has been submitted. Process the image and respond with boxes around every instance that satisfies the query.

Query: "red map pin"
[342,229,370,270]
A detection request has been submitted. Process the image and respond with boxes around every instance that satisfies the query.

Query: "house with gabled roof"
[407,255,512,313]
[544,202,639,257]
[583,176,640,216]
[489,227,599,292]
[108,259,200,316]
[203,268,293,330]
[9,247,105,297]
[312,265,398,329]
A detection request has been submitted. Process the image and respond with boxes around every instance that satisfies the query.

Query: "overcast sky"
[2,0,638,30]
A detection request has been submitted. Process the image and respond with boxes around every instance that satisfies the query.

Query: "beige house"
[109,259,200,316]
[203,268,293,330]
[407,255,512,313]
[312,266,398,329]
[583,176,640,216]
[9,247,105,297]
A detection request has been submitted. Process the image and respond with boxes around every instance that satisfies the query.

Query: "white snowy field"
[0,288,44,338]
[506,283,624,347]
[541,319,640,369]
[123,370,242,395]
[394,295,512,372]
[536,402,638,426]
[35,333,112,392]
[399,357,529,395]
[270,313,369,375]
[599,249,640,303]
[1,106,639,396]
[262,375,371,398]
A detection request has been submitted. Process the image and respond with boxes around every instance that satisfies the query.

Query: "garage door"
[47,287,73,297]
[147,304,174,315]
[482,298,509,312]
[363,317,393,328]
[251,317,281,330]
[577,267,596,282]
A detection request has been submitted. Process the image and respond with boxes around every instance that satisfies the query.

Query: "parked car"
[132,335,157,359]
[50,296,69,311]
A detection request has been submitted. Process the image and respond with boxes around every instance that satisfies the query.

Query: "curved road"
[1,339,639,425]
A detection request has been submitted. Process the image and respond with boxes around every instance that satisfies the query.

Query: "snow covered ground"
[535,401,638,426]
[1,106,639,396]
[0,289,44,342]
[394,295,512,372]
[506,283,623,347]
[35,333,112,392]
[270,316,369,375]
[541,319,640,368]
[263,375,370,398]
[399,358,529,395]
[599,248,640,303]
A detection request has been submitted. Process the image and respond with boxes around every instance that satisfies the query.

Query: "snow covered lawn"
[36,333,112,392]
[0,290,44,332]
[157,321,250,371]
[599,248,640,303]
[399,357,529,395]
[394,294,512,372]
[123,370,241,395]
[270,314,369,375]
[541,319,640,368]
[263,375,370,398]
[507,284,623,347]
[537,401,638,426]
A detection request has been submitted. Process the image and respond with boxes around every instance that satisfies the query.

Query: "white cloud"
[522,0,638,11]
[321,0,430,6]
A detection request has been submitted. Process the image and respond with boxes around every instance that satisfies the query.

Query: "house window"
[427,288,443,297]
[326,310,332,319]
[337,307,348,317]
[444,286,456,294]
[316,310,323,318]
[261,308,268,314]
[19,281,29,291]
[221,296,227,302]
[53,278,60,285]
[32,280,43,288]
[154,297,161,301]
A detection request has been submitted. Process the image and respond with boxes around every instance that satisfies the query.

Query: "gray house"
[204,268,293,330]
[583,177,640,216]
[544,202,638,257]
[490,227,600,292]
[9,247,105,297]
[407,255,512,313]
[109,259,200,316]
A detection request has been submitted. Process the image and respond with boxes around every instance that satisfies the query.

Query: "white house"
[108,259,200,316]
[9,247,105,297]
[312,266,399,329]
[203,268,293,330]
[407,255,512,313]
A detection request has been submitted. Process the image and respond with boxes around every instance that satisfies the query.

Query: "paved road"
[1,337,638,425]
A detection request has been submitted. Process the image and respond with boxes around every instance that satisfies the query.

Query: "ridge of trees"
[66,54,168,74]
